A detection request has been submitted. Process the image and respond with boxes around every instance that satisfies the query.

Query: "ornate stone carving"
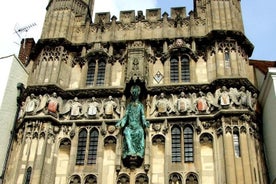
[150,93,173,117]
[152,134,165,145]
[104,136,117,145]
[135,174,149,184]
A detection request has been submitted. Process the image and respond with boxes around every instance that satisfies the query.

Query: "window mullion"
[94,59,99,86]
[178,56,182,82]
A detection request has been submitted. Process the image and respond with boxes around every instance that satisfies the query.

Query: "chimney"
[18,38,35,66]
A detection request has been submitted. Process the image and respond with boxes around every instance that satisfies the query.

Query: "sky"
[0,0,275,61]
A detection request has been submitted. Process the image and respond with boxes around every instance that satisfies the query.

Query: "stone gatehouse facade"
[3,0,268,183]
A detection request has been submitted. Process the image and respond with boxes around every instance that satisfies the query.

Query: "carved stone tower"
[41,0,94,39]
[3,0,268,184]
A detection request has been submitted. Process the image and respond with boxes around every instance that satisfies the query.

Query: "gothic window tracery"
[87,128,99,164]
[76,129,87,165]
[171,125,194,163]
[171,126,181,162]
[86,57,106,86]
[170,55,190,83]
[233,129,241,157]
[76,128,100,165]
[184,126,194,162]
[224,49,231,68]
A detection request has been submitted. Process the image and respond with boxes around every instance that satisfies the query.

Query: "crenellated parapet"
[41,1,246,45]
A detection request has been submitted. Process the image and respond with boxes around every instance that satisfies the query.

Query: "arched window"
[233,132,241,157]
[170,55,190,83]
[184,126,194,162]
[88,129,99,164]
[86,61,96,86]
[24,167,32,184]
[224,50,231,68]
[76,129,87,165]
[170,58,179,83]
[181,56,190,82]
[171,126,181,162]
[96,59,106,85]
[86,56,106,87]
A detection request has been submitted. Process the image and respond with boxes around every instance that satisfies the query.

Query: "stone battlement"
[94,7,189,24]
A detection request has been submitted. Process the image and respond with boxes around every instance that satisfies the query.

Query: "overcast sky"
[0,0,275,61]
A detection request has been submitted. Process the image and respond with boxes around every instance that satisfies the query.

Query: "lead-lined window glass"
[76,129,87,165]
[184,126,194,162]
[171,126,181,162]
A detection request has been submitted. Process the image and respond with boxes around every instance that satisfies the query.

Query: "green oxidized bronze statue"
[116,85,149,166]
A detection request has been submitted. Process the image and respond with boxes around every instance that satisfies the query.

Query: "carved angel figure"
[194,91,210,114]
[60,97,83,119]
[249,93,258,111]
[82,97,101,119]
[24,93,40,115]
[44,92,63,117]
[150,93,173,117]
[102,96,120,119]
[206,92,219,112]
[235,86,257,110]
[70,97,82,119]
[215,86,231,109]
[175,92,192,115]
[237,86,254,109]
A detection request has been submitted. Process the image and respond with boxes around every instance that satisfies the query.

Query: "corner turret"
[194,0,244,32]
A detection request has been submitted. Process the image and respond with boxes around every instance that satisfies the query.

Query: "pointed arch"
[84,174,97,184]
[233,127,241,157]
[135,173,149,184]
[184,126,194,162]
[86,61,96,86]
[185,172,198,184]
[69,175,81,184]
[96,58,106,85]
[152,134,165,145]
[169,172,182,184]
[181,55,190,82]
[117,173,130,184]
[170,57,179,83]
[88,128,99,164]
[85,52,108,87]
[55,138,71,182]
[76,129,87,165]
[171,125,181,162]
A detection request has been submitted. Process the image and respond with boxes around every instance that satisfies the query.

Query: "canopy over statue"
[116,85,149,168]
